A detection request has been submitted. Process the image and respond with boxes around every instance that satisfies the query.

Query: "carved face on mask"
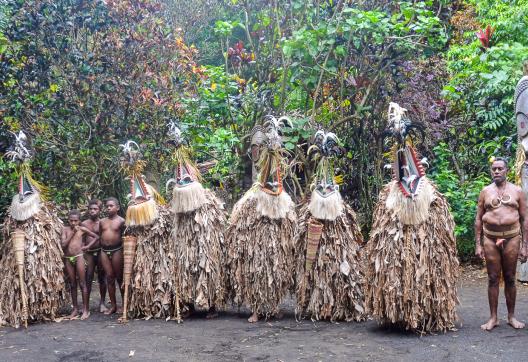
[516,76,528,153]
[393,146,426,197]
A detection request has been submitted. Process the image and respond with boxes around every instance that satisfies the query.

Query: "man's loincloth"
[483,223,520,241]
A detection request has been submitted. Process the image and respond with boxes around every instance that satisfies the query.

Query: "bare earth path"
[1,266,527,361]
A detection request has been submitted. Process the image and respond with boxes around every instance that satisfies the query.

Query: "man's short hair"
[88,199,102,208]
[68,209,81,218]
[104,197,120,207]
[492,157,508,168]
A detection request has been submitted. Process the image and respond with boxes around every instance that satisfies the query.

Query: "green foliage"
[0,157,17,220]
[430,143,489,259]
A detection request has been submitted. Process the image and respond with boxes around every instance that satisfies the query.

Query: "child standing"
[61,209,99,320]
[81,199,108,313]
[99,197,125,315]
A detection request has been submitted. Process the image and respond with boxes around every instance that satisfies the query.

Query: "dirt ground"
[1,265,527,362]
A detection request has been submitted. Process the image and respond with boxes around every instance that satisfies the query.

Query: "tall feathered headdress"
[253,115,292,196]
[306,130,344,220]
[121,140,162,226]
[6,131,47,221]
[165,122,207,214]
[386,102,427,198]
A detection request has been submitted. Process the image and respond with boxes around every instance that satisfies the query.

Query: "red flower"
[476,25,494,48]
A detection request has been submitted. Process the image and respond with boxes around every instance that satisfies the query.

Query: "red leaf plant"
[476,25,494,48]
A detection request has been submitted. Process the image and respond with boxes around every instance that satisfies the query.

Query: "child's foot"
[104,305,117,315]
[68,308,79,319]
[99,302,109,313]
[206,307,218,319]
[116,305,123,314]
[81,310,90,320]
[248,312,259,323]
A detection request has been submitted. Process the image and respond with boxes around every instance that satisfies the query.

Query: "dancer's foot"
[181,304,195,319]
[104,305,117,315]
[181,309,193,319]
[507,316,525,329]
[481,317,499,331]
[99,302,109,313]
[248,312,259,323]
[81,310,90,320]
[206,307,218,319]
[274,309,284,320]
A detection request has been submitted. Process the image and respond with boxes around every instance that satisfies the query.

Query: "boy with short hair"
[81,199,108,313]
[61,209,99,320]
[99,197,125,315]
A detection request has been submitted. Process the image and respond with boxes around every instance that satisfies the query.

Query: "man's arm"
[517,187,528,262]
[475,190,485,259]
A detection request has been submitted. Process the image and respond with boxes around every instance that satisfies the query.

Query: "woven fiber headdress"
[121,140,163,226]
[6,131,47,221]
[307,130,344,221]
[165,122,207,214]
[252,115,292,196]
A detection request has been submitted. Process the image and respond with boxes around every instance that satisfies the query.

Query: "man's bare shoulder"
[508,182,523,194]
[480,184,495,195]
[62,225,73,232]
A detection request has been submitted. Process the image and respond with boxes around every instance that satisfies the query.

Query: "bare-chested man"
[61,209,99,320]
[475,157,528,331]
[81,199,108,313]
[99,197,125,315]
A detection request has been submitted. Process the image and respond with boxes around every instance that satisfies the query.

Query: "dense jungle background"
[1,0,527,259]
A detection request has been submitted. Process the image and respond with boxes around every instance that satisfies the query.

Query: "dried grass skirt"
[127,206,176,319]
[226,189,296,317]
[0,205,66,328]
[295,202,366,321]
[365,180,459,333]
[173,190,227,310]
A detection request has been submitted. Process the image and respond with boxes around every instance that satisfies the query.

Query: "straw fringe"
[307,190,344,221]
[385,178,435,225]
[9,192,41,222]
[126,198,158,227]
[171,181,208,214]
[0,204,66,328]
[295,200,365,322]
[226,188,297,317]
[365,180,459,333]
[173,190,227,309]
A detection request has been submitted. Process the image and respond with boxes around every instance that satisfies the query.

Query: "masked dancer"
[365,103,459,333]
[226,115,297,323]
[295,130,365,322]
[0,131,66,328]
